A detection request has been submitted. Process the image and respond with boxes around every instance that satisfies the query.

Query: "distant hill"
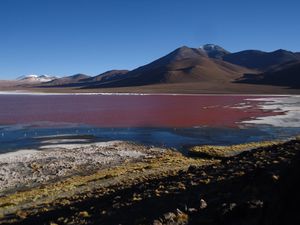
[40,71,129,87]
[44,74,90,86]
[17,74,57,83]
[237,61,300,88]
[83,70,129,82]
[223,49,300,71]
[84,46,252,88]
[2,44,300,93]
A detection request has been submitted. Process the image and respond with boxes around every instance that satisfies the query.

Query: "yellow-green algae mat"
[0,150,213,222]
[188,140,284,158]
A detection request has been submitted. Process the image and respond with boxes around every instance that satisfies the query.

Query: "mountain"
[223,49,300,71]
[84,46,253,88]
[83,70,129,82]
[44,73,90,86]
[237,61,300,88]
[200,44,230,59]
[3,44,299,93]
[17,74,57,83]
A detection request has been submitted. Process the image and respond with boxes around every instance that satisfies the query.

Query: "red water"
[0,94,279,128]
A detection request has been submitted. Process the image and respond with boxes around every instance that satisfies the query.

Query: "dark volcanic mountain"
[83,70,129,82]
[237,61,300,88]
[11,44,299,92]
[223,49,300,71]
[85,46,252,88]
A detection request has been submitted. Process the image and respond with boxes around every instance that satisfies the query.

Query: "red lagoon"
[0,94,280,128]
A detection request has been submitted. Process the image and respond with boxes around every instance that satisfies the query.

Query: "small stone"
[272,174,280,181]
[178,182,186,190]
[153,220,163,225]
[78,211,90,218]
[200,171,207,176]
[114,195,121,200]
[229,203,237,210]
[16,211,27,219]
[29,162,41,171]
[222,203,237,215]
[176,209,189,223]
[199,199,208,209]
[248,200,264,209]
[57,217,64,222]
[132,196,142,201]
[163,212,176,221]
[176,208,184,214]
[188,165,197,172]
[188,208,198,213]
[202,178,210,184]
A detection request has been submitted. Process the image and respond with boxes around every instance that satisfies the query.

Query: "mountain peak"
[70,73,89,77]
[17,74,38,80]
[167,46,207,62]
[201,44,220,50]
[17,74,57,82]
[272,49,294,55]
[200,44,230,59]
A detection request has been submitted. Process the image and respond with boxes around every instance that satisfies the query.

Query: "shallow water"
[0,94,277,127]
[0,94,299,153]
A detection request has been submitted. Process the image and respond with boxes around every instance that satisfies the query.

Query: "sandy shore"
[1,81,300,94]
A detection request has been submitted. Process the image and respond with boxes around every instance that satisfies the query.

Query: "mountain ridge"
[1,44,300,91]
[17,74,57,83]
[223,49,300,71]
[237,61,300,88]
[83,45,253,88]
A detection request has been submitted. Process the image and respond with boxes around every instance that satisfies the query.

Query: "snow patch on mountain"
[17,74,57,83]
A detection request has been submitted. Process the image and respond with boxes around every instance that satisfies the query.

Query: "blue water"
[1,125,300,154]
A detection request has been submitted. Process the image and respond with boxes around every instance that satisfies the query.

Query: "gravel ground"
[0,140,164,195]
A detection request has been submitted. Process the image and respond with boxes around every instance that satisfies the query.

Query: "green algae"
[188,140,283,158]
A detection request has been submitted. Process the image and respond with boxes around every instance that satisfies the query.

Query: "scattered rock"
[175,209,189,224]
[272,174,280,181]
[248,200,264,209]
[163,212,176,221]
[188,208,198,213]
[187,165,197,173]
[78,211,90,218]
[153,220,163,225]
[221,202,237,215]
[16,211,27,219]
[199,199,208,209]
[177,182,186,190]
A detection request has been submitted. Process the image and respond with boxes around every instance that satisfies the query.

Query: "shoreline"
[0,90,296,96]
[0,141,166,195]
[0,137,300,224]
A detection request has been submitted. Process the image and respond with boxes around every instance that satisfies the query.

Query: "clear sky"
[0,0,299,79]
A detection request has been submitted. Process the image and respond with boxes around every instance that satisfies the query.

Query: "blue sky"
[0,0,299,79]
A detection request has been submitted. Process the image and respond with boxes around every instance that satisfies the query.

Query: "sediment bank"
[0,138,300,224]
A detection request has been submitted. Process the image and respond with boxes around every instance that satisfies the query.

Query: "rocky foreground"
[0,141,163,195]
[0,138,300,225]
